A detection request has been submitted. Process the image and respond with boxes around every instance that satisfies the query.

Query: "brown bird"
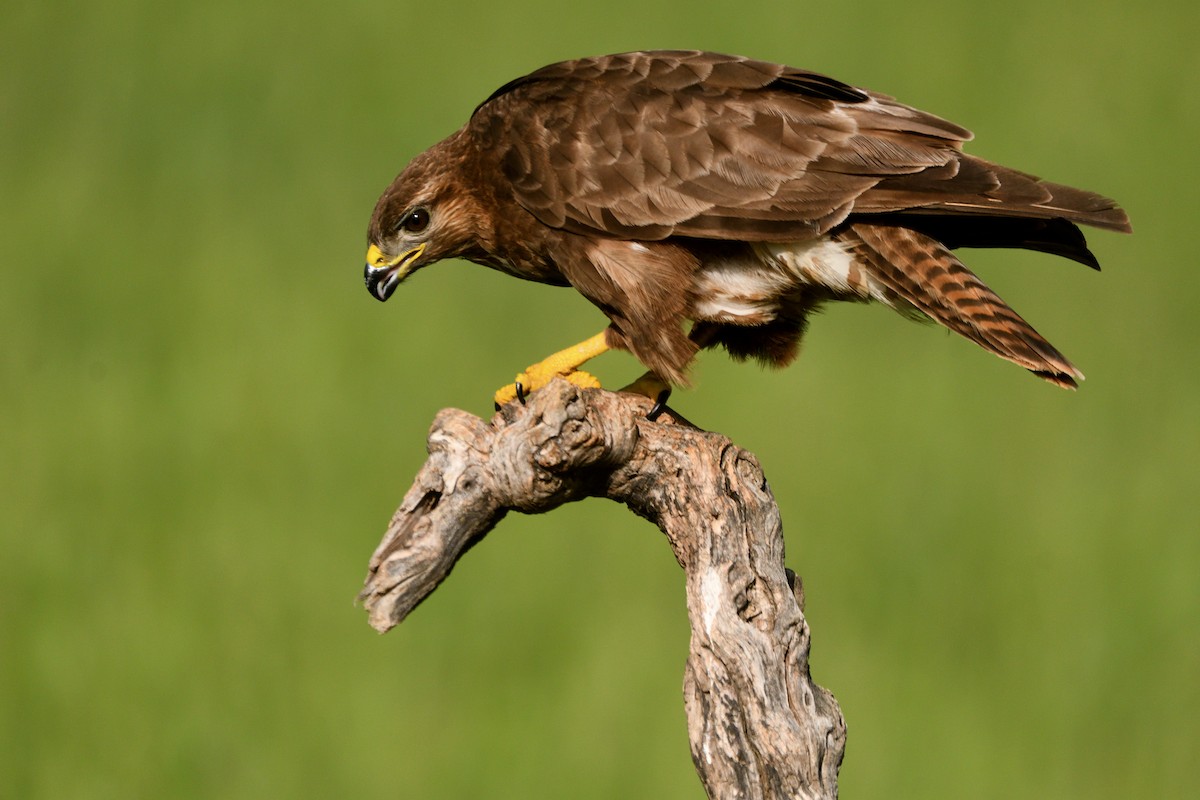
[364,50,1130,408]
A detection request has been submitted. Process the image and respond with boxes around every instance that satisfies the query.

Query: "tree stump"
[358,379,847,799]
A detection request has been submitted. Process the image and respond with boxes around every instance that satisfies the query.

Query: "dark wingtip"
[1033,369,1081,390]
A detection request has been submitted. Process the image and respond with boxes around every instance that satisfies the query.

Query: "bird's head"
[364,138,483,302]
[364,199,434,302]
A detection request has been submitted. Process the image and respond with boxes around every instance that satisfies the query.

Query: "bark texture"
[359,379,846,799]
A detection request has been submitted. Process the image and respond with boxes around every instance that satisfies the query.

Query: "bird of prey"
[364,50,1130,407]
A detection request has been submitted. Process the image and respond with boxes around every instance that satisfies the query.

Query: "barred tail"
[841,223,1084,388]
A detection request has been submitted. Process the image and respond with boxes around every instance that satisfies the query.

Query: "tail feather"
[841,223,1084,388]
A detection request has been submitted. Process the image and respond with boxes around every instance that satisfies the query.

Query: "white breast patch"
[691,237,890,324]
[692,257,793,323]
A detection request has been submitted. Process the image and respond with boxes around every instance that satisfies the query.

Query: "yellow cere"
[365,244,402,268]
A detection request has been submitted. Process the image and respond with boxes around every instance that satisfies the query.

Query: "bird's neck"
[442,130,568,285]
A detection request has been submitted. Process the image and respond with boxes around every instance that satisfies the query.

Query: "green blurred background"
[3,0,1196,797]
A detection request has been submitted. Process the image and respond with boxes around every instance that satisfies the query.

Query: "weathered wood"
[359,379,846,799]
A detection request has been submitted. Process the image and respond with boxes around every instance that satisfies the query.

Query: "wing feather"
[471,51,1130,242]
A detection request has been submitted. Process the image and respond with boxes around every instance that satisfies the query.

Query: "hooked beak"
[364,243,427,302]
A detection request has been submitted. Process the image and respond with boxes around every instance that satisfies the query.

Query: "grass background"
[3,1,1196,797]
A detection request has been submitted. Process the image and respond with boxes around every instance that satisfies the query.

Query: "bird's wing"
[471,50,1129,242]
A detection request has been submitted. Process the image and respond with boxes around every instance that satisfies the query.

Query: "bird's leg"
[494,331,609,407]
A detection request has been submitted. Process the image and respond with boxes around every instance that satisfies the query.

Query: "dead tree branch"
[359,379,846,799]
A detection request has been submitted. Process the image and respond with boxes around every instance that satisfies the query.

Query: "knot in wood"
[721,445,769,499]
[490,381,639,512]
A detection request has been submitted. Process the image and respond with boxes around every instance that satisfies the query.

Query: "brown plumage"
[364,50,1130,391]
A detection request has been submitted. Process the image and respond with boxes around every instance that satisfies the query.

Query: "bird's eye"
[400,207,430,233]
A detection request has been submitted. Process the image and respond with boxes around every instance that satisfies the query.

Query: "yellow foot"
[620,371,672,421]
[494,369,601,407]
[620,371,670,401]
[493,331,610,407]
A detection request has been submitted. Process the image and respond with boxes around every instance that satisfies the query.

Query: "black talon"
[646,388,671,421]
[515,381,526,405]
